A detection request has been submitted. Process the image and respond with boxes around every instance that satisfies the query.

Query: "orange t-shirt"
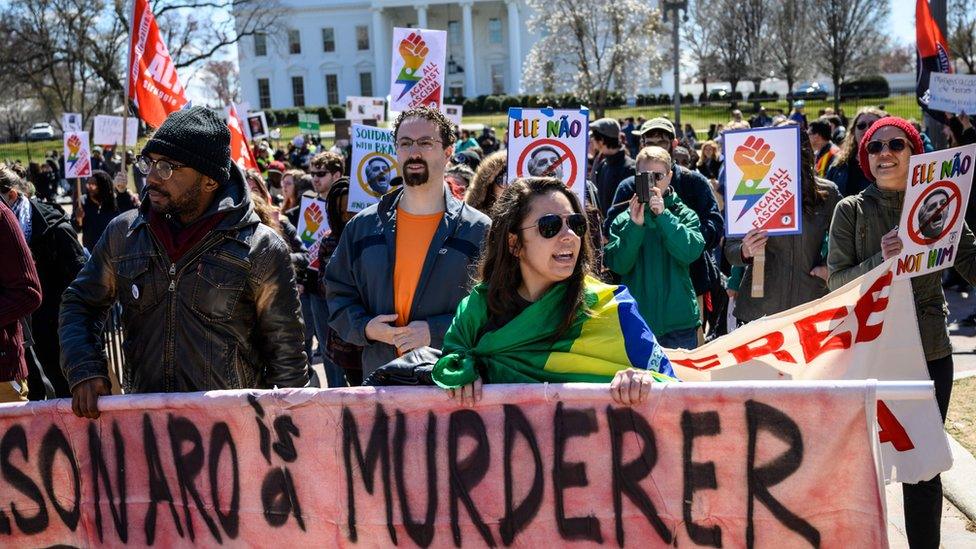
[394,208,443,327]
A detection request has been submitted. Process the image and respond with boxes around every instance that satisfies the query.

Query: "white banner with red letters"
[668,259,951,484]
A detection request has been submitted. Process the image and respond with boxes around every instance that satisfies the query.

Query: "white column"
[461,0,476,97]
[505,0,522,94]
[371,7,388,96]
[415,4,428,28]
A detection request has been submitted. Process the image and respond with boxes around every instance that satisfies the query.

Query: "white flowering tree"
[522,0,667,118]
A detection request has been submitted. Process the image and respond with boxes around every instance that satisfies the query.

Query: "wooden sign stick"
[751,246,766,298]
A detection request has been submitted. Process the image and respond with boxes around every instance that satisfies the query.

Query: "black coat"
[27,199,86,331]
[594,149,635,216]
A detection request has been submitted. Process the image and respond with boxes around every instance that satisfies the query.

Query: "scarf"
[433,276,676,389]
[148,209,226,263]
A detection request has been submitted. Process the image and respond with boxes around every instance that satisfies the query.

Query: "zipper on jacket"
[168,263,176,292]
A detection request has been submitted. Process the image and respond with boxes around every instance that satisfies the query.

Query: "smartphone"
[635,172,651,203]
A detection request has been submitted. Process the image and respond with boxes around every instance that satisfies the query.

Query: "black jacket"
[825,159,872,198]
[325,185,490,376]
[594,149,635,216]
[607,164,725,295]
[26,199,86,335]
[59,166,309,393]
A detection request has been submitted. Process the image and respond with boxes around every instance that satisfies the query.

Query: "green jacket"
[827,183,976,361]
[605,192,704,336]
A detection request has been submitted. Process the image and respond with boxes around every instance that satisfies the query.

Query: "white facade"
[235,0,538,111]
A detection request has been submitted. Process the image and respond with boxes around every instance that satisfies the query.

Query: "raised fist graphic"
[733,136,776,182]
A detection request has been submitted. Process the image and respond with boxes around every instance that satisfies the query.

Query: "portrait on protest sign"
[349,124,398,212]
[63,131,92,178]
[0,383,886,547]
[246,111,268,140]
[894,144,976,280]
[346,96,386,123]
[442,104,463,127]
[722,125,803,237]
[507,107,589,204]
[296,195,330,271]
[92,115,138,147]
[389,28,446,112]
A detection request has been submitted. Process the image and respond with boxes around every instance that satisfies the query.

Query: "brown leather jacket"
[59,166,309,393]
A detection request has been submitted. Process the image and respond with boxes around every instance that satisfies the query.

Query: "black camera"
[635,172,651,203]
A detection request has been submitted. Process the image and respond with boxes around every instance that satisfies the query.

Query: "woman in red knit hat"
[826,116,976,547]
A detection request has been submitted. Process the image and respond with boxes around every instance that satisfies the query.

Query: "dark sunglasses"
[856,120,877,131]
[865,137,910,155]
[310,171,329,177]
[647,171,667,182]
[520,213,587,239]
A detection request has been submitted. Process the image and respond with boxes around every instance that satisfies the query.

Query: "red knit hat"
[858,116,924,181]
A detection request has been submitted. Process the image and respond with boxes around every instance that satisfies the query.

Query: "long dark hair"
[798,129,829,215]
[89,170,117,212]
[478,177,593,337]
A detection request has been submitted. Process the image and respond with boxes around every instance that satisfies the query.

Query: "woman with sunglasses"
[604,146,705,350]
[825,106,888,197]
[827,116,976,547]
[433,177,675,406]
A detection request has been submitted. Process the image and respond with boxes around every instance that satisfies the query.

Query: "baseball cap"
[590,118,621,140]
[632,117,675,138]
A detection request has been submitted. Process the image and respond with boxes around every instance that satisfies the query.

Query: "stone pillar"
[460,0,477,97]
[371,7,387,96]
[505,0,522,94]
[415,3,428,28]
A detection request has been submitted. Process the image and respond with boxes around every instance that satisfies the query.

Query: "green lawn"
[0,95,922,165]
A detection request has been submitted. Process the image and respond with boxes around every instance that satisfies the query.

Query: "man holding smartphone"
[604,147,704,349]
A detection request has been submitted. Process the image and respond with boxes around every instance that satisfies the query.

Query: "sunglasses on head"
[521,213,587,239]
[866,137,910,155]
[856,118,880,131]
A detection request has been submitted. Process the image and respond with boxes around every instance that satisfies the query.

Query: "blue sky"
[890,1,917,46]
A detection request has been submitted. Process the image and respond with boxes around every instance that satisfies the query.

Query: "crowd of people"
[1,100,975,546]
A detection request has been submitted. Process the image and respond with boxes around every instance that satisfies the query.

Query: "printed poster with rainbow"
[389,27,446,112]
[63,131,92,179]
[722,125,803,237]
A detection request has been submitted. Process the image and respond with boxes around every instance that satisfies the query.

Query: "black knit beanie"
[141,106,231,185]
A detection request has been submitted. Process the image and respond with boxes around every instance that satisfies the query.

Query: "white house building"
[235,0,539,110]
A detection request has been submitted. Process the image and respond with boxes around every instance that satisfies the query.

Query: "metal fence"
[103,303,125,392]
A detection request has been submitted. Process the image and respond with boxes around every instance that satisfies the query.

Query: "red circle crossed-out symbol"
[516,139,579,188]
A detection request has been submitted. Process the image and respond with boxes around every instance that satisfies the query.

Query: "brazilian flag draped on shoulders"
[433,276,677,388]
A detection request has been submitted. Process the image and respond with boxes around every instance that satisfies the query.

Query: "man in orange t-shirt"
[325,107,491,376]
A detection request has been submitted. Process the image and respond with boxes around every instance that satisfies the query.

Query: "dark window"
[356,26,370,50]
[254,33,267,57]
[257,78,271,109]
[288,29,301,54]
[488,18,502,44]
[292,76,305,107]
[326,74,339,105]
[322,28,335,52]
[359,72,373,96]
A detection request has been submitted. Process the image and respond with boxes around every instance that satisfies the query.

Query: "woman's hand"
[809,265,829,281]
[610,368,654,406]
[881,227,904,260]
[628,195,645,226]
[740,228,768,260]
[447,377,483,406]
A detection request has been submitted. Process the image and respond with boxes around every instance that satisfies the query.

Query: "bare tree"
[769,0,816,105]
[948,0,976,73]
[810,0,890,110]
[684,0,722,98]
[739,0,771,94]
[154,0,281,69]
[201,59,241,106]
[713,0,749,99]
[522,0,667,117]
[876,40,915,74]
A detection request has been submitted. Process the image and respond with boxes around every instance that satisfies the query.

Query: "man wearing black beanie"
[60,106,309,418]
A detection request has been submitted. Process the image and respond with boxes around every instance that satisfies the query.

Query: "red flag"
[916,0,953,117]
[228,103,258,171]
[127,0,188,128]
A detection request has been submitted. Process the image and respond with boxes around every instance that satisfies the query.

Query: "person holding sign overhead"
[325,107,490,378]
[827,116,976,548]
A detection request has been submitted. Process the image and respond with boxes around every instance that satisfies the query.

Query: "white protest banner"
[63,131,92,179]
[667,259,950,483]
[295,194,330,271]
[893,144,976,280]
[0,382,886,547]
[928,72,976,115]
[389,28,446,112]
[346,96,386,122]
[723,125,803,237]
[62,113,82,132]
[246,111,268,140]
[349,124,398,212]
[92,115,139,146]
[442,104,463,126]
[507,107,589,204]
